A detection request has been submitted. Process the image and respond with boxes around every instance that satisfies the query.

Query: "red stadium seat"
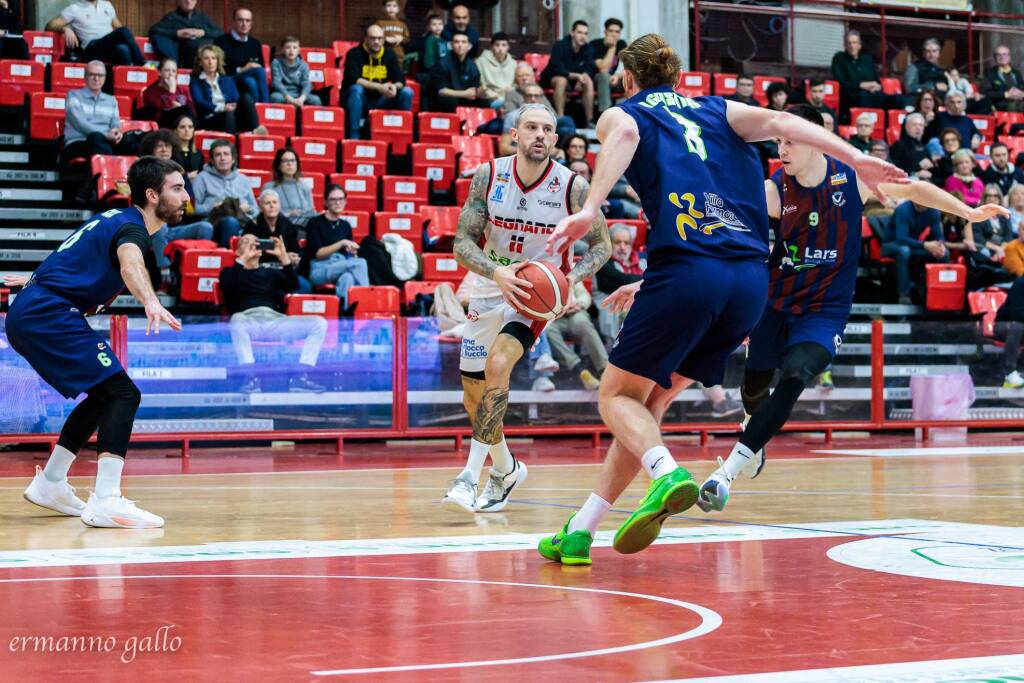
[676,71,710,97]
[239,169,271,199]
[995,111,1024,135]
[886,125,901,146]
[970,115,996,142]
[136,36,158,63]
[376,211,424,250]
[342,139,388,176]
[301,105,345,141]
[455,177,472,205]
[0,59,44,106]
[713,73,738,95]
[237,133,286,172]
[381,176,428,213]
[968,289,1008,339]
[848,107,885,138]
[335,210,370,241]
[608,218,648,251]
[753,76,786,106]
[300,47,332,68]
[407,79,421,113]
[420,205,460,247]
[332,40,359,68]
[180,248,234,303]
[887,109,907,129]
[403,280,451,306]
[370,109,414,155]
[113,65,157,104]
[23,31,64,64]
[1003,136,1024,158]
[114,95,132,118]
[120,119,158,133]
[837,124,855,139]
[417,112,460,145]
[458,155,488,178]
[92,155,137,207]
[925,263,966,311]
[50,62,86,94]
[29,92,66,141]
[862,217,894,265]
[348,286,401,318]
[523,52,550,79]
[328,173,379,213]
[451,135,494,160]
[194,130,236,153]
[300,171,326,212]
[768,158,783,176]
[309,67,342,105]
[881,77,903,95]
[421,253,466,282]
[285,293,339,319]
[256,103,297,138]
[291,136,337,175]
[411,143,456,191]
[457,106,496,135]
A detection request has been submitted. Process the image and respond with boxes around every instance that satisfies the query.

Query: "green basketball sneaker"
[613,467,698,555]
[538,515,593,566]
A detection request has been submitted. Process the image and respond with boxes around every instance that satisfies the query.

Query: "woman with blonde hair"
[944,148,983,206]
[189,44,260,134]
[1008,183,1024,234]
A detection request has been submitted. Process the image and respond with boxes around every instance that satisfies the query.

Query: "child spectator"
[271,36,321,107]
[376,0,410,62]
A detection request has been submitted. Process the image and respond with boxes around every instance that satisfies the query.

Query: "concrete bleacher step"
[0,150,29,166]
[0,207,91,222]
[838,342,998,356]
[833,364,970,378]
[849,302,923,317]
[0,170,58,183]
[0,187,63,204]
[0,134,25,146]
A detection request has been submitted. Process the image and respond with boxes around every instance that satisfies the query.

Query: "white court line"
[814,445,1024,457]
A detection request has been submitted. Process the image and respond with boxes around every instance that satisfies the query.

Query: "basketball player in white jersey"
[442,103,611,513]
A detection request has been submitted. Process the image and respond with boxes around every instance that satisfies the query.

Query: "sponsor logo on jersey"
[782,204,798,216]
[832,191,846,207]
[781,241,838,271]
[489,183,506,203]
[489,215,557,235]
[495,171,511,184]
[461,337,488,359]
[830,172,847,186]
[547,176,561,193]
[537,199,563,208]
[517,197,529,211]
[487,250,522,267]
[833,333,843,351]
[466,310,480,322]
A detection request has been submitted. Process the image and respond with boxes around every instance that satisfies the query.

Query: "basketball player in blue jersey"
[537,34,908,566]
[8,157,186,529]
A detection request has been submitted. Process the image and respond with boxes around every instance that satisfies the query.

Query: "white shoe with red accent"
[23,466,86,516]
[81,493,164,529]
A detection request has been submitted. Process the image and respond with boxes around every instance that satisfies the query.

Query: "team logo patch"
[489,183,506,203]
[496,171,511,184]
[97,343,106,350]
[830,172,847,186]
[466,310,480,322]
[832,191,846,207]
[833,333,843,351]
[519,197,528,208]
[547,177,561,193]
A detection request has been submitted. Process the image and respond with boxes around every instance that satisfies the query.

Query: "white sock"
[641,445,678,480]
[460,439,491,484]
[95,457,124,499]
[42,445,76,482]
[742,412,752,429]
[568,493,611,534]
[721,443,756,480]
[489,438,515,475]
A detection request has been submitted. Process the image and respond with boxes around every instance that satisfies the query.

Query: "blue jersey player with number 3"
[6,157,186,529]
[537,34,909,566]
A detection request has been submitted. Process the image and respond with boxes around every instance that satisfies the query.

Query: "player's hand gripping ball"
[510,261,570,321]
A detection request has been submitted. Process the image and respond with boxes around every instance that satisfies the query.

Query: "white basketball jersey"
[474,155,575,299]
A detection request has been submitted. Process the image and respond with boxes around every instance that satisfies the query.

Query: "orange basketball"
[512,260,570,321]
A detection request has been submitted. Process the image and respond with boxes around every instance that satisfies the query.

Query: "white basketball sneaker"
[476,459,528,513]
[81,493,165,529]
[23,466,86,516]
[441,474,478,513]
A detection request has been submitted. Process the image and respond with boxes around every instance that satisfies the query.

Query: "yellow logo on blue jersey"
[830,172,847,186]
[667,191,750,240]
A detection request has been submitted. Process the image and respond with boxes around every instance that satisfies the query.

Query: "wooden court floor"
[0,433,1021,681]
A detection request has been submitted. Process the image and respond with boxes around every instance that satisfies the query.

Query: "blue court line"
[508,498,1024,552]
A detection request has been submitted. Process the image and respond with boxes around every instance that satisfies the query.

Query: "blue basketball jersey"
[618,89,769,262]
[768,157,863,314]
[29,207,148,310]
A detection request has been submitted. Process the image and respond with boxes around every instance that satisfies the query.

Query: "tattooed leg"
[472,334,526,445]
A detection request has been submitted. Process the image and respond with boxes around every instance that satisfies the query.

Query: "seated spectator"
[61,61,132,163]
[417,12,448,83]
[477,32,517,109]
[245,190,311,293]
[806,78,837,120]
[984,45,1024,113]
[590,17,626,115]
[1004,225,1024,277]
[192,139,257,246]
[0,0,29,60]
[904,38,948,98]
[376,0,409,62]
[1008,184,1024,234]
[994,277,1024,388]
[944,150,983,205]
[821,111,835,133]
[172,113,203,178]
[260,148,316,226]
[342,24,412,140]
[891,113,933,180]
[765,82,789,112]
[305,184,370,308]
[271,36,321,107]
[725,75,759,106]
[980,142,1024,196]
[149,0,222,70]
[568,159,640,219]
[442,4,480,58]
[429,31,489,112]
[47,0,144,65]
[219,234,327,394]
[868,139,890,161]
[190,44,260,134]
[931,127,962,186]
[213,7,268,104]
[546,279,605,390]
[881,200,948,303]
[848,112,877,153]
[966,184,1015,287]
[927,92,982,150]
[831,29,901,117]
[915,89,938,128]
[944,66,992,114]
[541,20,595,126]
[594,223,645,342]
[563,134,588,165]
[140,129,214,274]
[143,58,196,128]
[498,83,575,156]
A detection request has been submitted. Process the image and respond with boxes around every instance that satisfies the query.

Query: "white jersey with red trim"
[474,154,576,299]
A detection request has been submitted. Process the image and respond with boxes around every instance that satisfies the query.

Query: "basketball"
[512,261,570,321]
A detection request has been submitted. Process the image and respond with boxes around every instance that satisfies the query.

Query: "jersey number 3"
[667,110,707,161]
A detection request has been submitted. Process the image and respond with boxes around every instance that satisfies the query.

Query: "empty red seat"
[348,285,401,318]
[301,105,345,140]
[180,248,234,303]
[29,92,66,141]
[420,205,460,246]
[371,109,414,155]
[300,46,332,68]
[113,65,157,103]
[411,143,456,191]
[114,94,132,118]
[194,130,236,153]
[332,40,360,68]
[285,293,339,319]
[136,36,158,63]
[0,59,44,106]
[328,173,378,213]
[381,176,428,213]
[92,155,137,207]
[676,70,710,97]
[120,119,158,133]
[968,289,1008,338]
[753,76,786,106]
[849,107,885,138]
[375,211,424,250]
[457,106,496,135]
[239,168,271,199]
[51,62,86,94]
[970,114,996,142]
[925,263,966,311]
[309,67,342,105]
[403,280,452,305]
[237,133,286,172]
[256,103,297,138]
[887,109,906,129]
[995,111,1024,134]
[421,253,466,282]
[342,139,388,176]
[291,136,337,175]
[455,177,472,205]
[300,171,326,211]
[713,73,738,95]
[881,77,903,95]
[23,31,64,64]
[417,111,460,145]
[451,135,493,160]
[407,79,421,113]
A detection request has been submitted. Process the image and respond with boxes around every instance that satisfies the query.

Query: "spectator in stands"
[0,0,29,60]
[882,199,948,303]
[1008,184,1024,234]
[966,184,1015,287]
[725,75,759,106]
[806,78,836,120]
[376,0,409,62]
[546,279,605,390]
[980,142,1024,196]
[944,66,992,114]
[429,31,488,112]
[173,113,203,178]
[891,113,932,180]
[541,20,595,125]
[904,38,947,97]
[564,134,588,164]
[931,127,963,186]
[944,149,983,205]
[594,223,645,342]
[477,32,517,108]
[442,4,479,58]
[1003,222,1024,277]
[831,29,896,115]
[765,81,789,112]
[418,12,448,82]
[213,7,268,104]
[260,148,316,227]
[869,139,890,161]
[219,234,327,394]
[61,61,132,163]
[149,0,222,70]
[245,189,311,292]
[821,111,835,133]
[927,92,982,151]
[190,44,260,134]
[591,17,626,115]
[305,184,369,308]
[498,82,575,156]
[143,58,196,128]
[994,277,1024,388]
[915,89,938,128]
[271,36,321,107]
[848,112,878,153]
[47,0,144,66]
[984,45,1024,113]
[193,139,257,246]
[342,24,412,140]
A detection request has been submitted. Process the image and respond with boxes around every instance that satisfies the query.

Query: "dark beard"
[155,196,185,225]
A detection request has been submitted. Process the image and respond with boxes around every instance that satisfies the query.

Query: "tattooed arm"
[565,175,611,285]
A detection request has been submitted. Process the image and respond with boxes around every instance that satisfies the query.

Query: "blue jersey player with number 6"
[537,34,909,566]
[6,157,186,529]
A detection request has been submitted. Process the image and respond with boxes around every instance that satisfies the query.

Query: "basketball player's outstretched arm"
[117,243,181,335]
[865,179,1010,224]
[566,176,611,284]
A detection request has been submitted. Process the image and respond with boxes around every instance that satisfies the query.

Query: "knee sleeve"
[89,372,141,457]
[57,395,105,454]
[741,367,775,415]
[780,342,833,386]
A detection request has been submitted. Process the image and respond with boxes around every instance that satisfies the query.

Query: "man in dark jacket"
[980,142,1024,195]
[890,113,933,180]
[441,4,479,58]
[429,32,488,112]
[148,0,222,69]
[904,38,947,97]
[541,20,595,125]
[724,76,759,106]
[984,45,1024,113]
[342,24,412,139]
[830,29,901,119]
[213,7,268,103]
